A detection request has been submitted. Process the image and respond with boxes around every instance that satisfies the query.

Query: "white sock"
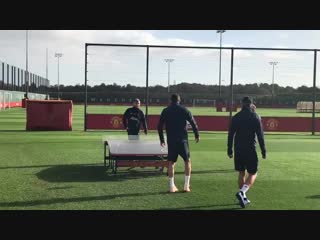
[169,177,175,188]
[239,189,247,198]
[240,184,250,195]
[184,176,190,189]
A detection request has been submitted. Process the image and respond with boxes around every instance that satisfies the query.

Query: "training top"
[123,107,147,132]
[227,106,266,155]
[157,103,199,144]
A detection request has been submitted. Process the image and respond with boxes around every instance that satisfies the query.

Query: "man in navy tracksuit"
[123,98,147,140]
[228,97,266,208]
[158,94,200,193]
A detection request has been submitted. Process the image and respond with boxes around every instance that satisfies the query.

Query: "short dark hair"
[242,96,252,106]
[133,98,140,103]
[170,93,181,103]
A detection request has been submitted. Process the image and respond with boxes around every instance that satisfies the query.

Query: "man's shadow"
[36,164,166,183]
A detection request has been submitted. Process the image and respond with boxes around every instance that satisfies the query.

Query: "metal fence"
[0,60,50,94]
[84,43,320,134]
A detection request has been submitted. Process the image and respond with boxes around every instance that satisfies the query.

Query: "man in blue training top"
[158,94,200,193]
[228,97,266,208]
[123,98,147,140]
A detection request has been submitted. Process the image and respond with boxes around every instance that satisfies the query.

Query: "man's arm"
[140,110,148,134]
[157,110,166,145]
[256,117,266,158]
[123,109,128,129]
[186,110,199,141]
[227,117,236,157]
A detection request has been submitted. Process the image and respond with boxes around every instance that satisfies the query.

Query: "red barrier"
[22,98,27,108]
[0,101,22,109]
[86,114,320,132]
[261,117,319,132]
[86,114,124,130]
[26,100,73,131]
[147,115,230,131]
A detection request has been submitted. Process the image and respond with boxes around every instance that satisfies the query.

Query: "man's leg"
[245,173,257,187]
[238,171,246,189]
[168,161,178,192]
[184,160,191,192]
[234,151,248,208]
[240,173,257,198]
[180,140,191,192]
[238,151,258,206]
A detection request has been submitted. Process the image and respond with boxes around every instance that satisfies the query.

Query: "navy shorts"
[167,140,190,162]
[234,149,258,174]
[127,129,140,140]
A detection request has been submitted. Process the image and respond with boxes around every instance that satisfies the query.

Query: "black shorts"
[234,149,258,174]
[127,129,140,140]
[127,129,139,135]
[167,140,190,162]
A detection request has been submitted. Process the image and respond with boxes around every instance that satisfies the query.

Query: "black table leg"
[104,142,107,169]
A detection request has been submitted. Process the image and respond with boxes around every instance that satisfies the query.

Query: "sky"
[0,30,320,88]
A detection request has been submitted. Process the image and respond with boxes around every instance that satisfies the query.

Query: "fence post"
[145,46,150,123]
[229,48,234,122]
[312,50,317,135]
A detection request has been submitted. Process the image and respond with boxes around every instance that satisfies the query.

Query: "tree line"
[48,82,320,106]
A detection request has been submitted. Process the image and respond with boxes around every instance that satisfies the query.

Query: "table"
[103,139,169,174]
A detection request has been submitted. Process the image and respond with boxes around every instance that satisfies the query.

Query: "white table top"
[105,140,168,156]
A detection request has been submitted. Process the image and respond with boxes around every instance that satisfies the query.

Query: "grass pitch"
[0,106,320,210]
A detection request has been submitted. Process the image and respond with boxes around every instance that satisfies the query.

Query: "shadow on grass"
[0,191,169,207]
[0,163,101,170]
[0,141,96,145]
[0,130,26,133]
[305,195,320,199]
[35,163,233,183]
[176,169,234,175]
[159,203,242,210]
[36,165,165,183]
[47,186,74,190]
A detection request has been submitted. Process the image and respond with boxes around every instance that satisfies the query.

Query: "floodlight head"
[55,53,63,58]
[217,30,226,33]
[269,61,279,66]
[164,58,175,63]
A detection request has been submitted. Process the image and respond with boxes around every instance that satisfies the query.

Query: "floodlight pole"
[25,30,29,98]
[269,61,279,106]
[55,52,63,99]
[217,30,226,98]
[164,59,174,93]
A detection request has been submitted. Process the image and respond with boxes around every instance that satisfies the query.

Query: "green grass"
[85,104,319,117]
[0,106,320,210]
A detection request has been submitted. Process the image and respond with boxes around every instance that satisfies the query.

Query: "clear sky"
[0,30,320,88]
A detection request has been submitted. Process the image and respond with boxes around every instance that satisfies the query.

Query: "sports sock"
[184,175,190,189]
[239,189,247,198]
[169,177,175,188]
[240,184,250,196]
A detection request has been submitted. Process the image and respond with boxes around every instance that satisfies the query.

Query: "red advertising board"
[86,114,320,132]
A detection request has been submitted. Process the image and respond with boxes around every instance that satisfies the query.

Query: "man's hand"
[227,149,233,159]
[195,136,200,143]
[144,130,148,135]
[160,142,166,147]
[262,153,266,159]
[228,154,233,159]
